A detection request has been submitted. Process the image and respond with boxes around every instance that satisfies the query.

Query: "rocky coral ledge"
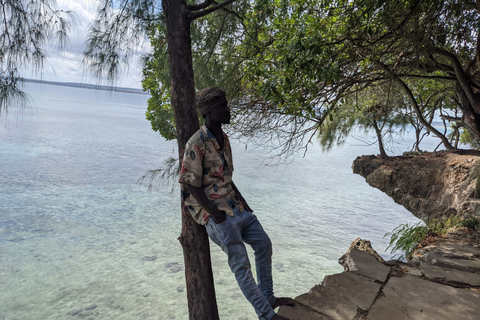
[278,238,480,320]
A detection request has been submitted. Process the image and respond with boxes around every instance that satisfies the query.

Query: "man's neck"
[205,120,222,136]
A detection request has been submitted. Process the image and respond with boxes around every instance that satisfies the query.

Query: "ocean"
[0,83,428,319]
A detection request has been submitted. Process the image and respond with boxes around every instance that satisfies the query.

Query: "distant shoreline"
[24,78,149,96]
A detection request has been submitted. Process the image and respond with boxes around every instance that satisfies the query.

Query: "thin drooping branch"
[137,157,180,192]
[476,29,480,72]
[1,0,11,46]
[374,59,454,150]
[215,1,244,25]
[195,14,226,79]
[188,0,214,11]
[440,114,463,124]
[188,0,236,20]
[396,76,454,150]
[83,0,157,84]
[0,0,76,116]
[433,48,477,110]
[228,91,327,164]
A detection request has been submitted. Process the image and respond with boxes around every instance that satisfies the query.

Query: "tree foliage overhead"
[0,0,76,116]
[83,0,162,82]
[237,0,480,152]
[142,1,330,159]
[4,0,480,155]
[142,0,480,157]
[236,0,480,148]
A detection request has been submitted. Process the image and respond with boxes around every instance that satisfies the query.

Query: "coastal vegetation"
[385,216,479,261]
[3,1,480,157]
[2,1,480,157]
[0,0,75,115]
[3,1,479,157]
[386,216,465,260]
[142,0,480,159]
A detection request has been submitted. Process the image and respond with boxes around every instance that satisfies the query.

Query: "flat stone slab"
[278,302,332,320]
[283,238,480,320]
[414,243,480,273]
[340,248,390,282]
[368,275,480,320]
[432,243,480,259]
[397,263,423,277]
[281,272,381,320]
[385,260,424,277]
[295,289,358,320]
[321,272,381,310]
[420,262,480,287]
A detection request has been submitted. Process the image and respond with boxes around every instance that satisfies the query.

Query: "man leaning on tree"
[178,87,295,320]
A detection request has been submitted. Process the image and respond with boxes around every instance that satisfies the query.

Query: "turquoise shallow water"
[0,83,428,320]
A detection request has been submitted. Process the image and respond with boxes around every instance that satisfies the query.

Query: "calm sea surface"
[1,83,428,320]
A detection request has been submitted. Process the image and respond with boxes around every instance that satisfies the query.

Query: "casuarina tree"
[0,0,76,117]
[84,1,239,318]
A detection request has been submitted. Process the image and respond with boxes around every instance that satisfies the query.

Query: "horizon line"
[23,78,149,95]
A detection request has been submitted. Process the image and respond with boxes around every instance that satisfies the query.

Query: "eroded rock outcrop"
[352,151,480,220]
[278,238,480,320]
[338,237,386,264]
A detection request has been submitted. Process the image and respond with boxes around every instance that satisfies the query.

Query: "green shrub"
[426,216,462,234]
[385,222,429,261]
[461,217,480,230]
[385,217,463,261]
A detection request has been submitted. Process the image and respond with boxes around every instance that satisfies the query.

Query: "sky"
[24,0,151,89]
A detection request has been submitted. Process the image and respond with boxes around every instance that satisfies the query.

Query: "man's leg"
[205,211,277,320]
[240,210,275,304]
[241,210,296,310]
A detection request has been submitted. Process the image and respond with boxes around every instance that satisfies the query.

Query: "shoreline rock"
[351,151,480,220]
[279,151,480,319]
[278,237,480,320]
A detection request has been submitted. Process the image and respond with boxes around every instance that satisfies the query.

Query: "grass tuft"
[385,216,463,261]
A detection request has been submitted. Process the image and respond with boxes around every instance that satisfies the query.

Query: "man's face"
[208,97,230,124]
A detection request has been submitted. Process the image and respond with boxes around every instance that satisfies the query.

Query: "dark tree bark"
[476,166,480,198]
[392,73,454,150]
[372,119,388,158]
[162,0,219,319]
[457,82,480,140]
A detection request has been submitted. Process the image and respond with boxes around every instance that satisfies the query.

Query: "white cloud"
[24,0,151,89]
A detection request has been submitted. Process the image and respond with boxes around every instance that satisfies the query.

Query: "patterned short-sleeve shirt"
[178,125,244,225]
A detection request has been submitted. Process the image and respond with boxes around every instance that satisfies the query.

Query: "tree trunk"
[414,128,421,152]
[162,1,219,319]
[372,119,388,158]
[396,76,454,150]
[457,83,480,141]
[475,165,480,198]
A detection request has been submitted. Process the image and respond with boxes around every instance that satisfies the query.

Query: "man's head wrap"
[196,87,226,116]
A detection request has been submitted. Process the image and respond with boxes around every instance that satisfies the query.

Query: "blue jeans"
[205,208,277,320]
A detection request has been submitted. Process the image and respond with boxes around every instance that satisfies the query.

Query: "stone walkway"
[278,242,480,320]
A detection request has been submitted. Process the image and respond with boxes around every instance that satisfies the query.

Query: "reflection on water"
[0,83,425,319]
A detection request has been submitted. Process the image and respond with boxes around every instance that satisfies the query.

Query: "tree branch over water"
[0,0,77,117]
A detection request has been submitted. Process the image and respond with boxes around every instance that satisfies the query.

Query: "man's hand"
[211,210,227,224]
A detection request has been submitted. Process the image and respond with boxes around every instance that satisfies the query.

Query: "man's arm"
[188,185,227,223]
[231,181,253,212]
